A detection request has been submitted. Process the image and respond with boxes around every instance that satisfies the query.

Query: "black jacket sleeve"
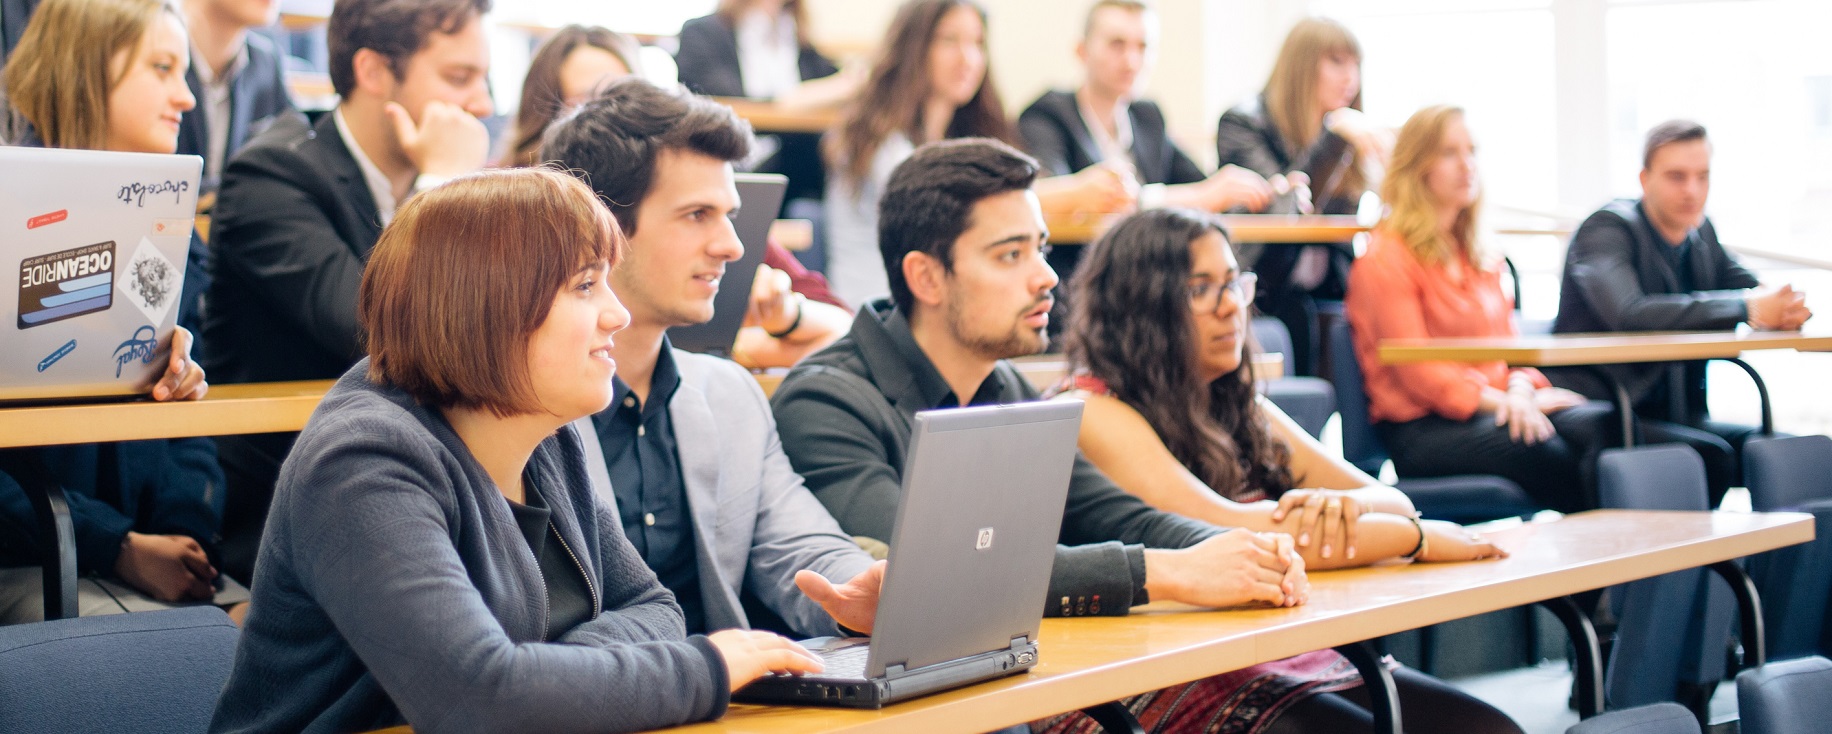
[674,15,746,97]
[1215,106,1288,179]
[1017,98,1078,177]
[1565,210,1751,331]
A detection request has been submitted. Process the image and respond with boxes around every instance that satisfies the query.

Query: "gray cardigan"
[771,302,1222,617]
[210,361,728,734]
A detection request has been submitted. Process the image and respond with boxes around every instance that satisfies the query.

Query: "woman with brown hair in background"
[500,24,643,167]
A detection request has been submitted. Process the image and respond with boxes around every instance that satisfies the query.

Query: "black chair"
[1251,317,1335,439]
[1742,435,1832,660]
[1566,703,1701,734]
[0,606,239,731]
[1325,320,1537,523]
[1736,655,1832,734]
[1597,445,1738,716]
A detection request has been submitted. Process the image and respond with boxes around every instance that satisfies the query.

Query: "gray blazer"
[577,350,876,639]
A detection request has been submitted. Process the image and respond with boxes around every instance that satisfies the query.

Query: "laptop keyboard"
[819,643,871,679]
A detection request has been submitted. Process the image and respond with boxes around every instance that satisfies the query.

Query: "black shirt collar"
[610,335,683,416]
[851,299,1021,411]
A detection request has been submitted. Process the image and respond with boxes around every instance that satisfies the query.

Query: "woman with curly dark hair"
[1047,207,1522,734]
[1060,207,1503,569]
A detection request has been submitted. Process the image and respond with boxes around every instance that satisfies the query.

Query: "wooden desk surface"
[0,380,333,449]
[628,510,1808,734]
[712,97,839,135]
[1379,330,1832,367]
[1050,215,1365,247]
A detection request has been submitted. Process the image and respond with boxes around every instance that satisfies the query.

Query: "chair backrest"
[1326,319,1386,474]
[1744,435,1832,512]
[1566,703,1701,734]
[1249,317,1297,377]
[1597,445,1731,709]
[1737,655,1832,734]
[0,606,239,732]
[1598,445,1710,512]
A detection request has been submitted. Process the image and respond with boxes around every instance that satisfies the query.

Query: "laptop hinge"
[1010,635,1031,650]
[884,663,907,678]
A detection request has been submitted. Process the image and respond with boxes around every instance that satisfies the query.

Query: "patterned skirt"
[1031,650,1381,734]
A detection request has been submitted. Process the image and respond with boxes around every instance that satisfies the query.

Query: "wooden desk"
[712,97,839,135]
[1377,330,1832,367]
[1050,214,1366,247]
[360,511,1803,734]
[0,380,333,449]
[1378,330,1832,445]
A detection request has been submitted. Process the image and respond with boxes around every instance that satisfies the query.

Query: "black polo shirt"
[591,341,703,633]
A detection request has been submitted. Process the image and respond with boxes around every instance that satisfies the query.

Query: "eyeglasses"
[1187,272,1257,313]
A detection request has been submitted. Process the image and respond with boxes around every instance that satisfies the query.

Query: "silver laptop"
[667,172,788,357]
[1,147,200,401]
[735,400,1083,708]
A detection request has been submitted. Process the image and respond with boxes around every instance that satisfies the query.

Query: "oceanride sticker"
[116,237,179,325]
[18,241,115,329]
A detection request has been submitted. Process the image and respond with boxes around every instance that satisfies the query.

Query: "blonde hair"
[1379,105,1488,268]
[1262,17,1366,195]
[1,0,182,149]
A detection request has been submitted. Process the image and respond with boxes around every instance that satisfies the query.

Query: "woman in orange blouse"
[1345,105,1613,513]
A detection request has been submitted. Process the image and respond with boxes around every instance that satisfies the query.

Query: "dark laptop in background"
[668,172,787,357]
[735,400,1084,708]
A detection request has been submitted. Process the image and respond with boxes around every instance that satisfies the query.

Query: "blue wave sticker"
[19,241,114,329]
[37,339,76,372]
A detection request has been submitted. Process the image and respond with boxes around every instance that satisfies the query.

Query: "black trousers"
[1377,401,1617,514]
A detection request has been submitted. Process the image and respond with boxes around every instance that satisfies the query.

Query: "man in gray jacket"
[541,78,882,639]
[772,137,1308,618]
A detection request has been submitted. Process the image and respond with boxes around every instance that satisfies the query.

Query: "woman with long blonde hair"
[1215,16,1388,377]
[1345,105,1613,513]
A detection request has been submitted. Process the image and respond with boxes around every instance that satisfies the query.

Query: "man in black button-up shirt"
[594,342,704,631]
[545,78,882,640]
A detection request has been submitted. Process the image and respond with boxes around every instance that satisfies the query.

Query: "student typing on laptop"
[538,78,886,643]
[202,0,495,583]
[0,0,215,623]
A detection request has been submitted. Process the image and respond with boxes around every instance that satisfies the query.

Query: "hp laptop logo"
[976,527,995,550]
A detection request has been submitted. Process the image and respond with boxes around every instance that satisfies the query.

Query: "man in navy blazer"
[0,0,36,61]
[204,0,495,581]
[177,0,294,197]
[543,78,883,640]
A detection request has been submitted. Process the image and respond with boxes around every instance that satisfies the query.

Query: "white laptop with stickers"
[1,147,200,401]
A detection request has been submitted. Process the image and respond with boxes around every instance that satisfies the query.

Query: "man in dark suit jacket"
[1551,120,1811,505]
[177,0,294,197]
[674,8,843,209]
[204,0,495,580]
[1017,0,1271,215]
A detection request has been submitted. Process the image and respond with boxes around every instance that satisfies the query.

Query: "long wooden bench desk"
[711,97,840,135]
[1050,214,1366,247]
[1378,330,1832,446]
[359,510,1809,734]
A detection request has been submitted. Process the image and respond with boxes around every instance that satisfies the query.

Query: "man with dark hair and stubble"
[1551,120,1812,507]
[771,138,1347,731]
[539,77,881,642]
[773,138,1309,621]
[203,0,495,581]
